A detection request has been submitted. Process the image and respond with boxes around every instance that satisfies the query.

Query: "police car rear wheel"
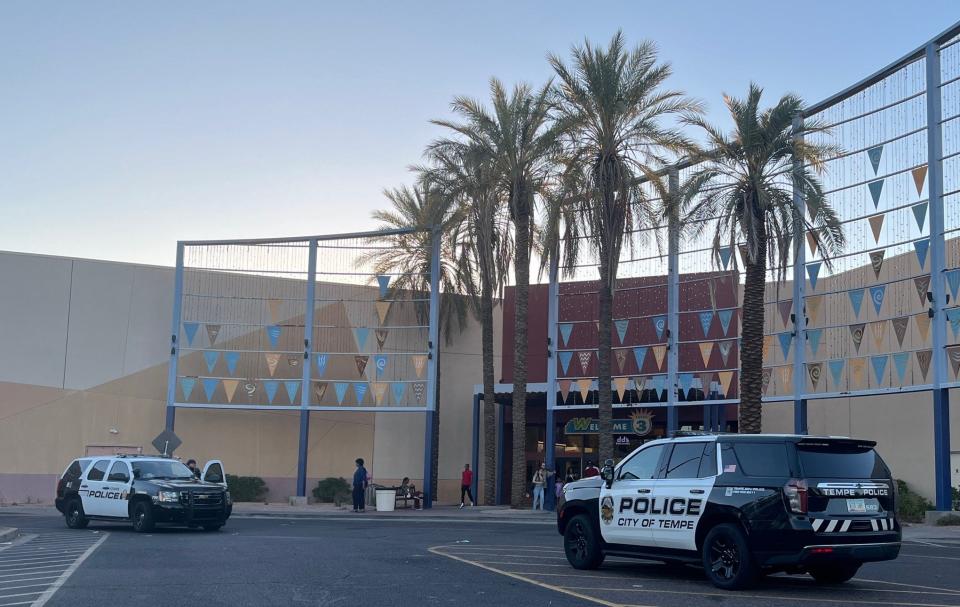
[563,514,604,570]
[808,563,860,584]
[702,523,757,590]
[65,499,88,529]
[131,501,155,533]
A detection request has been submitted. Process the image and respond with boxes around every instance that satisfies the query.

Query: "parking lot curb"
[230,512,554,525]
[0,527,18,543]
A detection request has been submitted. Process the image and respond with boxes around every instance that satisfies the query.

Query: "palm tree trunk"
[596,249,614,462]
[739,224,767,434]
[510,211,531,508]
[481,279,497,505]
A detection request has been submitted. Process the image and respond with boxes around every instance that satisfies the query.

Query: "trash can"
[375,489,396,512]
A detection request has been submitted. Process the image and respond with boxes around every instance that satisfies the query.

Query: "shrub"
[936,513,960,526]
[896,479,933,523]
[226,474,268,502]
[313,477,351,505]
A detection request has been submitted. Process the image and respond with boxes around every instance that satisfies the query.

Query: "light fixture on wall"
[108,427,119,435]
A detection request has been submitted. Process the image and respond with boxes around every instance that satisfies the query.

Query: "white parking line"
[0,569,68,579]
[0,593,43,601]
[0,585,49,593]
[32,533,107,607]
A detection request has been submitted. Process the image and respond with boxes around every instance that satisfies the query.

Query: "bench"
[394,487,421,509]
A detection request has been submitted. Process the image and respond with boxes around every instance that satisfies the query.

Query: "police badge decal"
[600,496,614,524]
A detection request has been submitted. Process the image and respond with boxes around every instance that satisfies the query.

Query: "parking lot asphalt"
[1,510,958,607]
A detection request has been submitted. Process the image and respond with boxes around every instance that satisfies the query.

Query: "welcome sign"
[564,410,654,437]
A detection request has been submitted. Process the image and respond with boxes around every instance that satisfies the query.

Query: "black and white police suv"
[557,433,900,590]
[55,455,232,532]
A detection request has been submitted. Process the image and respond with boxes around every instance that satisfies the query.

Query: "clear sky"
[1,1,957,266]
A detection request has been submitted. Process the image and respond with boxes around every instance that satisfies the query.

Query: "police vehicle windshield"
[132,460,196,481]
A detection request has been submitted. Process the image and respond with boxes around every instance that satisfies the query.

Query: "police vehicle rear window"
[797,445,889,479]
[722,443,790,477]
[63,461,83,481]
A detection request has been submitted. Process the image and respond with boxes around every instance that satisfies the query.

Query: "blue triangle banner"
[391,382,406,403]
[315,353,328,377]
[377,275,391,299]
[892,352,909,383]
[180,377,196,400]
[633,347,648,371]
[871,355,888,385]
[183,322,199,346]
[559,351,573,375]
[699,311,714,337]
[225,352,239,376]
[264,380,279,404]
[948,270,960,301]
[914,239,930,269]
[806,262,822,290]
[353,328,369,351]
[869,285,886,315]
[559,323,574,346]
[867,145,883,174]
[374,354,387,377]
[946,308,960,338]
[614,319,629,344]
[334,382,349,405]
[848,289,864,318]
[828,359,845,387]
[679,373,694,396]
[354,382,368,404]
[778,332,793,359]
[718,309,733,335]
[718,247,732,269]
[203,351,219,374]
[868,179,884,208]
[808,329,823,357]
[912,202,928,231]
[284,381,300,404]
[653,316,666,340]
[202,378,218,402]
[266,325,282,349]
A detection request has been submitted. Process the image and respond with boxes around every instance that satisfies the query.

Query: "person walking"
[352,458,368,513]
[583,460,600,478]
[531,463,553,511]
[459,464,474,509]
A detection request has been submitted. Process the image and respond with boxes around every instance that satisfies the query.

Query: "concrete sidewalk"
[0,527,18,543]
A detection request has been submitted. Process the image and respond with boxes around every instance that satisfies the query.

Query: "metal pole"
[165,242,185,432]
[545,251,559,510]
[423,228,442,508]
[792,115,809,435]
[926,42,951,512]
[472,394,480,503]
[667,167,680,436]
[496,402,505,505]
[295,239,318,498]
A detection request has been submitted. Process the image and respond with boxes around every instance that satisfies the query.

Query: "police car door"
[599,442,667,547]
[101,461,133,518]
[650,441,716,551]
[79,459,112,516]
[201,460,227,488]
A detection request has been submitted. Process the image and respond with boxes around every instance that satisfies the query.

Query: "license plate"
[846,498,867,513]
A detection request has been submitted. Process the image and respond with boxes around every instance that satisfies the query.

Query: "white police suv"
[557,433,900,590]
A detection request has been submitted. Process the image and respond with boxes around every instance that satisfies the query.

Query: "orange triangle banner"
[652,345,666,370]
[376,301,391,325]
[614,377,628,401]
[850,358,867,389]
[868,214,884,243]
[915,312,932,342]
[806,295,823,325]
[870,321,887,350]
[699,342,713,367]
[717,371,734,397]
[912,165,928,196]
[412,355,427,378]
[265,353,281,377]
[779,366,793,391]
[578,380,592,403]
[223,379,239,403]
[372,382,388,404]
[762,335,772,360]
[559,379,572,403]
[268,299,283,324]
[806,232,819,256]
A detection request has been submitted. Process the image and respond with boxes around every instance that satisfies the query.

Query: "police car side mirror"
[601,459,615,488]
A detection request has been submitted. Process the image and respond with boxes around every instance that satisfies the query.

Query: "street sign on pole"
[151,429,182,456]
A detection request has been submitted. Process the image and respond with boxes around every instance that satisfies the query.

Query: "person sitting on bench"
[398,477,422,510]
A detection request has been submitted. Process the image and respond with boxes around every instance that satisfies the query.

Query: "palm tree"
[365,179,470,498]
[433,79,560,507]
[549,32,700,460]
[423,142,512,505]
[678,84,844,433]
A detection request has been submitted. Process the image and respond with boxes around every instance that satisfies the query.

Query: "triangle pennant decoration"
[892,352,910,384]
[808,329,823,357]
[412,354,427,378]
[413,382,426,403]
[915,312,932,342]
[264,380,279,404]
[871,355,888,385]
[868,179,884,208]
[761,368,772,395]
[778,332,793,359]
[180,377,197,400]
[739,244,750,266]
[615,319,629,344]
[699,311,714,337]
[202,378,219,402]
[205,324,221,345]
[375,329,389,350]
[653,316,666,340]
[334,383,349,405]
[867,145,883,174]
[225,352,239,376]
[718,340,733,365]
[315,382,328,403]
[376,275,391,299]
[559,323,574,346]
[204,351,219,374]
[614,377,628,401]
[778,301,793,328]
[354,382,368,404]
[266,325,282,349]
[915,275,931,306]
[947,308,960,339]
[391,382,406,404]
[779,366,794,390]
[183,322,199,346]
[913,202,928,232]
[699,342,713,367]
[375,301,391,325]
[223,379,239,403]
[718,247,732,269]
[807,262,822,290]
[718,371,734,397]
[849,289,865,318]
[373,382,388,405]
[578,380,592,403]
[373,354,387,377]
[916,349,933,380]
[868,214,884,243]
[678,373,694,397]
[265,353,281,377]
[828,359,846,388]
[850,324,865,353]
[869,285,886,315]
[870,320,887,349]
[615,349,628,373]
[947,269,960,301]
[633,376,648,393]
[353,328,370,351]
[632,347,647,372]
[806,296,823,325]
[559,379,572,403]
[284,381,300,404]
[806,232,820,256]
[949,346,960,379]
[807,362,823,390]
[559,351,573,375]
[578,351,593,374]
[268,299,283,324]
[718,309,733,335]
[763,335,772,360]
[315,353,328,377]
[870,250,885,278]
[850,358,867,389]
[355,355,369,376]
[892,316,909,347]
[652,345,667,370]
[914,239,930,269]
[912,165,928,196]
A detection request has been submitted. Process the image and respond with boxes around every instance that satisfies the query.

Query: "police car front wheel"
[563,514,604,570]
[131,501,156,533]
[702,523,758,590]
